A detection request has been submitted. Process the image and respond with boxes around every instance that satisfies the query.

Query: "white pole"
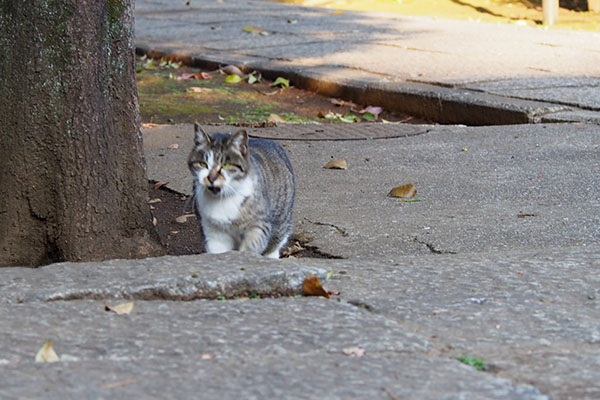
[543,0,559,26]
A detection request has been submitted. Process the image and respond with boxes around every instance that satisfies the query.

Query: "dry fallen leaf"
[152,217,158,226]
[268,113,285,122]
[167,143,179,150]
[175,213,196,224]
[105,300,134,315]
[302,274,330,298]
[178,72,212,80]
[342,346,365,357]
[152,181,168,190]
[388,184,417,198]
[35,340,60,363]
[323,158,347,170]
[219,65,244,76]
[148,198,162,204]
[187,86,213,93]
[200,354,214,360]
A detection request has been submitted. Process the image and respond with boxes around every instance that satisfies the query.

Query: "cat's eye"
[193,161,208,169]
[222,163,240,170]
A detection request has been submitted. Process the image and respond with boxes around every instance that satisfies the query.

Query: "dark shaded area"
[148,182,340,259]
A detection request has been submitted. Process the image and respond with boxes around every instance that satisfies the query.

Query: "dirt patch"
[148,182,341,259]
[136,58,427,126]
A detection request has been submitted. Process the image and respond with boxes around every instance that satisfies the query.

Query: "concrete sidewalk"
[135,0,600,125]
[2,2,600,400]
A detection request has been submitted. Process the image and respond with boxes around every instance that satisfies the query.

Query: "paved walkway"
[2,3,599,400]
[135,0,600,125]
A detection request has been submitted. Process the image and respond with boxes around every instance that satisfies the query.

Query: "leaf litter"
[35,340,60,363]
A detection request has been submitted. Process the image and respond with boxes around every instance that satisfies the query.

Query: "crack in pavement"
[303,217,349,237]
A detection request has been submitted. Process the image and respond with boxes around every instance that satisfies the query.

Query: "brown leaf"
[35,340,60,363]
[323,158,347,170]
[104,300,135,315]
[219,65,244,76]
[148,198,162,204]
[152,181,168,190]
[167,143,179,149]
[267,113,285,122]
[187,86,213,93]
[302,274,330,298]
[388,184,417,198]
[175,213,195,224]
[178,72,212,80]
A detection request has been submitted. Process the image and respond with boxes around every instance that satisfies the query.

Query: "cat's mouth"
[206,185,222,195]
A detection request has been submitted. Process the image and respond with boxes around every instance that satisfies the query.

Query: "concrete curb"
[137,43,573,126]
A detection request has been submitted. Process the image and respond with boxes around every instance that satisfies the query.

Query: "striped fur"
[188,123,295,259]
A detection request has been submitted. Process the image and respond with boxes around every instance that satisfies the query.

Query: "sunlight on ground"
[278,0,600,31]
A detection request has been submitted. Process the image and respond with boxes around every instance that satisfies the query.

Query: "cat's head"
[188,123,250,197]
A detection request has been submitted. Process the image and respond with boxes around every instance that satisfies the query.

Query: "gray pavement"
[135,0,600,125]
[2,1,600,399]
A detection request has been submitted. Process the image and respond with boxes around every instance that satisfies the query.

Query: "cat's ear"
[230,129,249,156]
[194,122,211,146]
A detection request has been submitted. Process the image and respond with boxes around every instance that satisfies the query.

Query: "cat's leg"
[263,234,290,259]
[203,224,235,254]
[239,224,270,255]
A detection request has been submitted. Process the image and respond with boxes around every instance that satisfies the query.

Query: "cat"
[188,123,295,259]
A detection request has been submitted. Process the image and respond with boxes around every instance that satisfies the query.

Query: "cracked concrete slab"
[1,252,327,303]
[1,297,547,399]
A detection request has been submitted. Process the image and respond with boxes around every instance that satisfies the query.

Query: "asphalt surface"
[2,1,600,399]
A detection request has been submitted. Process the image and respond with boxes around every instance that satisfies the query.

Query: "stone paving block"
[1,252,327,303]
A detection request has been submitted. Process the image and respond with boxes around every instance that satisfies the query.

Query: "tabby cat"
[188,123,295,259]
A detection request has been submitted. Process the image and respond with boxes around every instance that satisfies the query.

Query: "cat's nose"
[207,172,218,183]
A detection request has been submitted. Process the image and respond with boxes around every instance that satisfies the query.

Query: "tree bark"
[0,0,165,266]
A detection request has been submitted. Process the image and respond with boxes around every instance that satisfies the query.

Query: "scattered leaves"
[178,72,212,80]
[342,346,365,357]
[271,77,290,88]
[388,184,417,198]
[225,74,243,84]
[456,356,487,371]
[361,112,377,121]
[187,86,213,93]
[152,181,168,190]
[247,71,261,84]
[35,340,60,363]
[268,113,285,122]
[360,105,383,116]
[175,213,195,224]
[243,25,269,35]
[105,300,135,315]
[302,274,330,298]
[323,158,347,170]
[219,65,244,76]
[318,111,360,123]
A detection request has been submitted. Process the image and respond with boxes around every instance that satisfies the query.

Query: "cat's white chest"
[195,178,253,226]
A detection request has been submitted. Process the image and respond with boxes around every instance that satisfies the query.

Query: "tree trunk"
[0,0,165,266]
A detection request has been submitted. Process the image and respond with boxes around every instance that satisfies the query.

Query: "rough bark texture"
[0,0,165,266]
